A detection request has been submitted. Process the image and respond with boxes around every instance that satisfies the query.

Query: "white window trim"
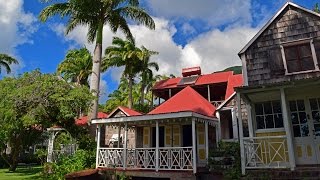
[280,39,320,75]
[255,128,285,134]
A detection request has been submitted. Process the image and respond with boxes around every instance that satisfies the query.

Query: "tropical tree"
[104,37,142,108]
[138,47,159,105]
[39,0,155,120]
[0,70,93,171]
[57,48,93,86]
[0,54,18,74]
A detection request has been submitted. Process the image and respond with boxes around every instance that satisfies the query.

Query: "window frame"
[280,38,320,75]
[254,100,284,131]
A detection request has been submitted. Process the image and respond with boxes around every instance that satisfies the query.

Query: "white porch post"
[95,125,101,168]
[123,123,128,169]
[205,121,209,164]
[237,93,246,175]
[156,120,159,171]
[192,118,197,174]
[207,85,211,102]
[118,125,121,148]
[280,88,296,170]
[231,108,239,139]
[246,104,254,138]
[169,89,172,98]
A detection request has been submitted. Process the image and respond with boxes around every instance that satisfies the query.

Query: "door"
[289,98,320,164]
[164,125,181,147]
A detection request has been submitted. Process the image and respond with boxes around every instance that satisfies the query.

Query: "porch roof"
[91,111,218,125]
[149,86,216,117]
[108,106,142,118]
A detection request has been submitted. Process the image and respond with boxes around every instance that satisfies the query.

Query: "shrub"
[208,141,241,179]
[42,149,95,180]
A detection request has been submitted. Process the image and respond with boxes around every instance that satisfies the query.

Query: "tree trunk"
[128,76,133,109]
[88,22,103,137]
[140,83,145,105]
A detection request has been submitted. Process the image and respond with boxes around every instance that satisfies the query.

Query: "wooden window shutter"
[268,46,285,75]
[313,38,320,68]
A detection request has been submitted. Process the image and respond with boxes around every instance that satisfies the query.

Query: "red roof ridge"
[148,86,216,117]
[75,112,109,126]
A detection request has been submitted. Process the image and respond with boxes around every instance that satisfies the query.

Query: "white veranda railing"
[243,136,290,169]
[97,147,193,171]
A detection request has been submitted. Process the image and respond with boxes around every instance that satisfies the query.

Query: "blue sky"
[0,0,318,103]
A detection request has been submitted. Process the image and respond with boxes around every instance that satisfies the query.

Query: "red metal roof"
[153,77,181,90]
[75,112,108,126]
[225,74,243,99]
[108,106,142,118]
[195,71,233,85]
[152,71,234,90]
[148,86,216,117]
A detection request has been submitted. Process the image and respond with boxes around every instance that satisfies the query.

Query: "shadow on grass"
[3,166,43,179]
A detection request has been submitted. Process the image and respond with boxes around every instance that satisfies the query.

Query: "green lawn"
[0,166,42,180]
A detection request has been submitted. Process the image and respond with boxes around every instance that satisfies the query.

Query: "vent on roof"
[182,66,201,77]
[177,75,199,86]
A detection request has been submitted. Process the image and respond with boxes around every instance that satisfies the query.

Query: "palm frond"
[39,3,70,22]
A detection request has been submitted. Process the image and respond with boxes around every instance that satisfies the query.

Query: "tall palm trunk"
[89,22,103,136]
[128,76,133,109]
[140,83,145,105]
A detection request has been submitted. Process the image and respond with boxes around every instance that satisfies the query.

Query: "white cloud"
[0,0,37,75]
[145,0,252,26]
[51,17,258,78]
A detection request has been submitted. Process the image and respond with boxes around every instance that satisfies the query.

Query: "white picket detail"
[243,136,290,169]
[97,147,193,171]
[159,147,193,170]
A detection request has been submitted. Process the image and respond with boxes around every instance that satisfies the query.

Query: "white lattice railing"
[97,147,193,171]
[159,147,193,170]
[243,136,290,169]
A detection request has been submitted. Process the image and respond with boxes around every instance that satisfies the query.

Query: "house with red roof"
[91,66,243,179]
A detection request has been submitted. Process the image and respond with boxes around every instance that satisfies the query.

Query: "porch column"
[156,120,159,171]
[237,93,245,175]
[205,121,209,164]
[207,85,211,102]
[95,125,101,168]
[246,104,254,138]
[231,107,239,139]
[192,118,197,174]
[118,125,121,148]
[280,88,295,170]
[123,122,128,169]
[169,89,172,98]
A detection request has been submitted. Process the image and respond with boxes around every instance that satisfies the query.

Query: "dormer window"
[281,39,319,75]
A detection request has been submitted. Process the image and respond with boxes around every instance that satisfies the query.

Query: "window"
[255,101,284,130]
[281,40,319,74]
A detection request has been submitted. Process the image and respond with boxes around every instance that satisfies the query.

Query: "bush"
[208,141,241,179]
[42,149,95,180]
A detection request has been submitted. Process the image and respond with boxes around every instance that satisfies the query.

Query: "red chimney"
[182,66,201,77]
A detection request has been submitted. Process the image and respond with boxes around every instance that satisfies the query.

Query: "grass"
[0,166,43,180]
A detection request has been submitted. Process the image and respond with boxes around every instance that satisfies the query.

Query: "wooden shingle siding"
[246,6,320,86]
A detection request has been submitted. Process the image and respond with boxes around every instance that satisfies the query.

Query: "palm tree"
[0,54,18,74]
[39,0,155,119]
[104,37,142,108]
[138,47,159,105]
[57,48,93,86]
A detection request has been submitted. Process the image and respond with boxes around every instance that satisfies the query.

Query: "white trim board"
[92,111,218,125]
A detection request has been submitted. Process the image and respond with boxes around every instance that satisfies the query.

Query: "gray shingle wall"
[246,6,320,86]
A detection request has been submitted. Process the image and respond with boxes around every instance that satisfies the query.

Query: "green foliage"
[0,53,19,74]
[54,132,73,150]
[208,141,241,179]
[0,70,94,171]
[222,66,242,74]
[314,3,320,13]
[57,48,93,86]
[42,149,95,180]
[35,148,47,165]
